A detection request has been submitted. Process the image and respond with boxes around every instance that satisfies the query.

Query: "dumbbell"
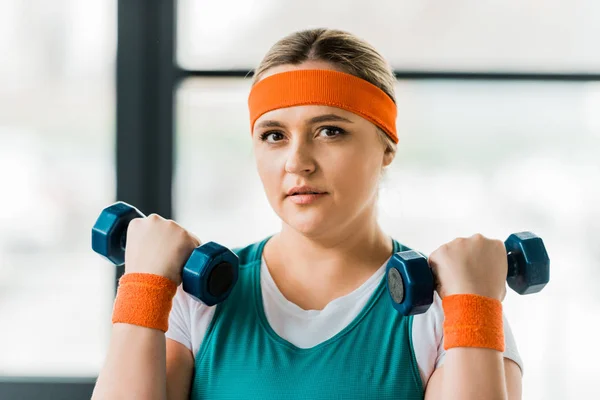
[386,232,550,316]
[91,201,239,306]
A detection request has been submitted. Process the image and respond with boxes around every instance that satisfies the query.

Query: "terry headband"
[248,69,399,143]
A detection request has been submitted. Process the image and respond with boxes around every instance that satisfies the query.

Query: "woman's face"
[252,61,394,237]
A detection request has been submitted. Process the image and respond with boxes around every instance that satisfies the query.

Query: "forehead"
[254,105,358,126]
[259,60,343,80]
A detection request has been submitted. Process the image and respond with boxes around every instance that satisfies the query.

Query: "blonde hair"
[252,28,397,155]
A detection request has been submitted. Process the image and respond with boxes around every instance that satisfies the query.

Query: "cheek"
[327,148,381,196]
[254,149,283,198]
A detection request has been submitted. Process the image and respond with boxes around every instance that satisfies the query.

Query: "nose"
[284,141,316,175]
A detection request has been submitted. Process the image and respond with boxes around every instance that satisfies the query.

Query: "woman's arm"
[91,211,201,399]
[91,324,169,400]
[91,326,194,400]
[166,339,195,399]
[423,234,525,400]
[425,354,522,400]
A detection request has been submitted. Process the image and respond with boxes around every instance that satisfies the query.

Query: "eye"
[318,126,347,138]
[259,131,285,143]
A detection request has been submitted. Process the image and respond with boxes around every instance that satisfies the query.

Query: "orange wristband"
[111,273,178,332]
[442,294,504,352]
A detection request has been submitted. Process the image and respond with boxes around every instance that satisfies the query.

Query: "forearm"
[441,347,506,400]
[92,324,167,400]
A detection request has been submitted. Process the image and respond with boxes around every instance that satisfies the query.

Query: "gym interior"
[0,1,599,399]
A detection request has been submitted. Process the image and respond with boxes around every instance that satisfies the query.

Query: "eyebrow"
[255,113,354,129]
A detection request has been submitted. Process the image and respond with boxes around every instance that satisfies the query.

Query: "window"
[0,0,116,376]
[174,78,277,245]
[177,0,600,72]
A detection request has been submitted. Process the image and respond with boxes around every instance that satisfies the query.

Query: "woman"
[92,28,523,399]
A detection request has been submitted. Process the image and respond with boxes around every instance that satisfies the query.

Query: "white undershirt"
[166,257,523,388]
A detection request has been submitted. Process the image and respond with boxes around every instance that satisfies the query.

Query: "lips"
[286,186,327,196]
[290,190,324,195]
[287,191,328,205]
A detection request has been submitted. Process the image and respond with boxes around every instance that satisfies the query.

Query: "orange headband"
[248,69,398,143]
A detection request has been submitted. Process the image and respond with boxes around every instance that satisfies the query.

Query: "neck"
[264,204,394,307]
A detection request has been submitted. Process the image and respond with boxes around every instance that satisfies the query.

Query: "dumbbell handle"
[506,251,522,279]
[120,229,128,252]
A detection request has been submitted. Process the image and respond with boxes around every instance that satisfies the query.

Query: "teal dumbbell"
[386,232,550,316]
[91,202,239,306]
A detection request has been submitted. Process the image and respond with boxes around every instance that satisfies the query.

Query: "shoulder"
[231,236,272,267]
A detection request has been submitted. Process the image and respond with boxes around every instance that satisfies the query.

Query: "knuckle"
[189,233,201,247]
[165,219,182,232]
[174,226,189,240]
[131,217,148,230]
[171,223,189,238]
[179,236,196,252]
[453,237,466,246]
[495,239,506,251]
[147,213,161,221]
[433,244,446,254]
[128,218,141,228]
[472,233,485,241]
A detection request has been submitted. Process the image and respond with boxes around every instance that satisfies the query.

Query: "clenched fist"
[428,233,508,301]
[124,214,201,286]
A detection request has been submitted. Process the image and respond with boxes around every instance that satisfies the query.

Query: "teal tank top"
[190,236,424,399]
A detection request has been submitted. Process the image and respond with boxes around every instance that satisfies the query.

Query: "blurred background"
[0,0,599,398]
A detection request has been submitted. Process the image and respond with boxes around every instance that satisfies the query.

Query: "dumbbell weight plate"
[92,202,144,266]
[386,250,435,316]
[505,232,550,295]
[182,241,239,306]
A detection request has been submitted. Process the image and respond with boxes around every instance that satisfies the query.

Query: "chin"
[281,209,332,236]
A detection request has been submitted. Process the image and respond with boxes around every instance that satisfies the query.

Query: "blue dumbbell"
[91,201,239,306]
[386,232,550,316]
